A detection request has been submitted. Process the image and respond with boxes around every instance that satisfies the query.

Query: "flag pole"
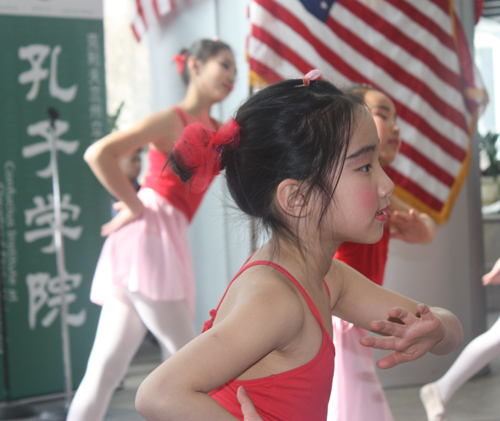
[39,107,73,421]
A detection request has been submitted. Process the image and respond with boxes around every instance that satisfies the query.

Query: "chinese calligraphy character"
[24,194,83,254]
[18,44,78,102]
[26,272,86,329]
[22,119,79,178]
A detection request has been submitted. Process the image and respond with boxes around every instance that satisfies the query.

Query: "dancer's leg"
[436,315,500,405]
[127,292,196,359]
[421,315,500,421]
[67,287,147,421]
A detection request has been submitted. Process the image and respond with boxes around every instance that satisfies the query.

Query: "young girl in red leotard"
[66,39,236,421]
[136,72,462,421]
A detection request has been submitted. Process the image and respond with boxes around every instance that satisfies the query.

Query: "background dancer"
[329,85,436,421]
[67,38,236,421]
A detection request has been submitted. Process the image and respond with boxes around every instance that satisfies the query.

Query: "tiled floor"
[3,316,500,421]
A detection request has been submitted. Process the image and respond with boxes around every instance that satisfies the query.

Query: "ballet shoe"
[420,383,447,421]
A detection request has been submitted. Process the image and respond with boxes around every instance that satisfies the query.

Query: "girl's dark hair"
[220,78,364,246]
[178,39,232,86]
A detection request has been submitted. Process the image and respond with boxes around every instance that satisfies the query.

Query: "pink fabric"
[90,188,195,318]
[328,318,394,421]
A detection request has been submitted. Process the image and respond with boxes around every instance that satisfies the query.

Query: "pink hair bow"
[173,52,188,75]
[302,69,322,85]
[172,118,241,193]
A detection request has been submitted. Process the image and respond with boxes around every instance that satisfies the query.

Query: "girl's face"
[364,90,400,167]
[193,48,236,103]
[323,108,394,245]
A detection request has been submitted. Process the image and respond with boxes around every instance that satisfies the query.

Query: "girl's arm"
[388,196,436,244]
[84,108,176,236]
[328,260,463,369]
[136,278,304,420]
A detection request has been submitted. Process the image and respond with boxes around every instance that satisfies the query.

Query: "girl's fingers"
[369,320,407,337]
[376,352,406,369]
[387,307,420,326]
[360,335,397,351]
[237,387,262,421]
[416,304,433,320]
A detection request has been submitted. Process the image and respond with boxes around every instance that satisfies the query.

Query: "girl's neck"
[255,237,336,288]
[178,85,214,117]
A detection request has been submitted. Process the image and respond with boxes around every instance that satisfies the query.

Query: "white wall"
[144,0,252,332]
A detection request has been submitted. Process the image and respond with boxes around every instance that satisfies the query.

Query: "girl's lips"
[389,138,400,148]
[375,205,389,222]
[375,211,388,222]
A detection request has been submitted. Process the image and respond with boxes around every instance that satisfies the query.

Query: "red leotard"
[334,223,390,286]
[141,106,218,223]
[202,260,335,421]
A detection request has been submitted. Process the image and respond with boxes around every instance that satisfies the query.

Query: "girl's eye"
[220,62,230,69]
[360,163,372,173]
[374,113,387,120]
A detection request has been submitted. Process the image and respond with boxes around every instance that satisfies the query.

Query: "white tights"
[66,287,196,421]
[435,315,500,406]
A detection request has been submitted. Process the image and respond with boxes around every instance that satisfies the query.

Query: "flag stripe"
[399,143,455,187]
[397,119,463,177]
[385,166,445,210]
[341,1,462,103]
[385,0,455,51]
[327,8,469,134]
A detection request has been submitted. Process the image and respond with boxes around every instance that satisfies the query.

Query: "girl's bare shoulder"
[217,265,306,343]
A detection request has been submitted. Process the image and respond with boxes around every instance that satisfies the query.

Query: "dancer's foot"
[483,257,500,285]
[420,383,447,421]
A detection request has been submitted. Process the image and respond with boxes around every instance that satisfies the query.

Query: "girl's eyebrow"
[370,105,397,119]
[346,144,377,160]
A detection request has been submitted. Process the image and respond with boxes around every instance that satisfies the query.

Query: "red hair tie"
[302,69,322,86]
[173,118,241,193]
[173,52,188,75]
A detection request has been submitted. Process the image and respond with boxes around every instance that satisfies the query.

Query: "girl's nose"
[393,123,400,138]
[379,168,394,198]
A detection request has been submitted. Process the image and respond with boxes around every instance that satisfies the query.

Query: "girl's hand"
[389,209,434,243]
[101,201,145,236]
[359,304,445,369]
[237,387,263,421]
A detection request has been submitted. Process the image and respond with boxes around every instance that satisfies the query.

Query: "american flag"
[131,0,175,42]
[248,0,488,224]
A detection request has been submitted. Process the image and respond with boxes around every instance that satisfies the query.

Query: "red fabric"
[141,107,218,222]
[203,260,335,421]
[334,224,390,286]
[172,118,240,194]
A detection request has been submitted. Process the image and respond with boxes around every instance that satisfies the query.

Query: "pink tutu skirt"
[328,317,394,421]
[90,188,195,318]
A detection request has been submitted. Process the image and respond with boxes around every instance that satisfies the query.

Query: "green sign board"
[0,1,109,400]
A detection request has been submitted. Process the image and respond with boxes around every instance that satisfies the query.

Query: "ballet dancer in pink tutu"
[67,39,236,421]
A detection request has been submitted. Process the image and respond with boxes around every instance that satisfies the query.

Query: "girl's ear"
[187,56,200,77]
[276,179,310,218]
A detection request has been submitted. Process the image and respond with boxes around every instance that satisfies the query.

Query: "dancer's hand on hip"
[101,201,145,236]
[237,387,263,421]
